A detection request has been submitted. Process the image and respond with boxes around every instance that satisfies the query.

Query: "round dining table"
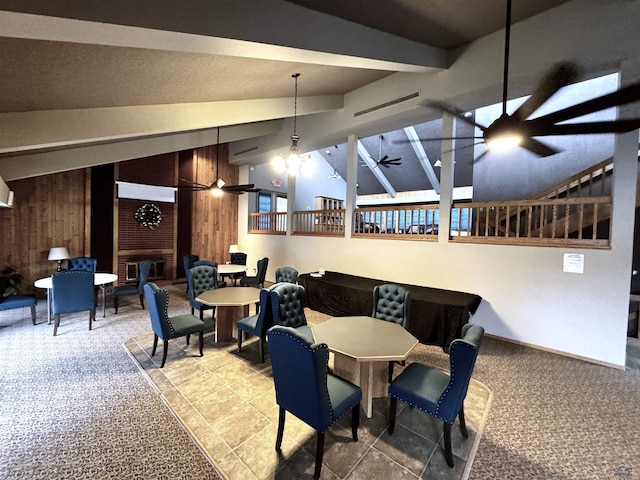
[34,272,118,324]
[217,264,248,286]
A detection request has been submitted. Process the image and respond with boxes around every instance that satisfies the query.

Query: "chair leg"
[198,331,204,357]
[259,336,265,363]
[443,422,454,468]
[388,361,394,383]
[114,296,119,314]
[160,339,169,368]
[199,309,204,321]
[139,294,145,310]
[351,404,360,441]
[191,307,194,315]
[314,431,325,479]
[186,334,190,346]
[151,334,158,356]
[53,314,60,336]
[458,404,468,438]
[388,396,397,434]
[275,407,286,451]
[237,332,243,352]
[31,304,36,325]
[89,309,95,330]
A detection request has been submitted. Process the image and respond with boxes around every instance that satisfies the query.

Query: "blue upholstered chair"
[270,282,312,342]
[51,270,96,336]
[113,260,151,314]
[183,254,199,292]
[275,266,298,284]
[267,325,362,479]
[66,257,97,272]
[372,283,411,381]
[239,257,269,288]
[0,294,37,325]
[237,285,277,362]
[144,282,205,368]
[221,252,247,286]
[388,323,484,468]
[194,260,227,288]
[188,265,217,320]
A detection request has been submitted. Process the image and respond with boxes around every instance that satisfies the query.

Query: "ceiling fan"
[178,127,258,195]
[399,0,640,160]
[366,134,402,168]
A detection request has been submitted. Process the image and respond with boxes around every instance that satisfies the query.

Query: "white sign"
[563,253,584,274]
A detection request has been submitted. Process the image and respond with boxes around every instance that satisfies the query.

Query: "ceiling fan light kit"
[272,73,313,175]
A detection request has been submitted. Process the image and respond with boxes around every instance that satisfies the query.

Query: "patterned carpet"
[2,284,639,479]
[0,290,222,480]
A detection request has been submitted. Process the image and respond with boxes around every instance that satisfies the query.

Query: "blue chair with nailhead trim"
[187,265,217,320]
[0,294,37,325]
[66,257,97,272]
[372,283,411,382]
[144,282,205,368]
[388,323,484,468]
[275,266,298,284]
[270,282,313,343]
[267,325,362,480]
[113,260,151,313]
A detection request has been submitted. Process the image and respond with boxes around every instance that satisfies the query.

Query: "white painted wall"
[238,0,640,368]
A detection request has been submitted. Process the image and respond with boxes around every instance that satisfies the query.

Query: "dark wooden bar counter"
[298,271,482,351]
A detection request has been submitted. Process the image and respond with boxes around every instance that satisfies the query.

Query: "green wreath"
[134,203,162,229]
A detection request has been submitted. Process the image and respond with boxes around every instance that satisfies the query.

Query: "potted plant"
[0,264,24,298]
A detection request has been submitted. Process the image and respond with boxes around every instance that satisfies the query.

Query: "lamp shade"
[48,247,70,261]
[228,244,239,254]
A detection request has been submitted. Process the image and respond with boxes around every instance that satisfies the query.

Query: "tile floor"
[124,310,491,480]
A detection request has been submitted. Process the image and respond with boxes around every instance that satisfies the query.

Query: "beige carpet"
[124,304,492,480]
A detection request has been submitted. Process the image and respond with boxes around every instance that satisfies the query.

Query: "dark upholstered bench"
[0,294,37,324]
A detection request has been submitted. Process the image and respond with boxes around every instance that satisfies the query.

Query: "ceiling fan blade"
[221,183,256,192]
[422,100,488,132]
[511,62,579,123]
[529,119,640,136]
[520,137,559,157]
[392,136,483,144]
[473,149,490,164]
[529,80,640,127]
[379,155,388,162]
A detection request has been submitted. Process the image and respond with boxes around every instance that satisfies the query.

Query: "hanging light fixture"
[272,73,312,175]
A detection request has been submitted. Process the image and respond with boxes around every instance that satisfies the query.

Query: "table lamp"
[48,247,70,272]
[228,244,239,254]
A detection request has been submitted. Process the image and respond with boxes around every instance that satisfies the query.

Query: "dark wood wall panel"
[190,144,239,265]
[0,143,238,294]
[0,169,89,294]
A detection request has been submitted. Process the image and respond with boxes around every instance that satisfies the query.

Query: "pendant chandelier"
[272,73,312,175]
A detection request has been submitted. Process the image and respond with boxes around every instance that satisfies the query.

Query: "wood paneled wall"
[0,169,90,294]
[0,143,239,295]
[188,144,239,265]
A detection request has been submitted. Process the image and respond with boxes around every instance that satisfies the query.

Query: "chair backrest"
[267,325,333,432]
[437,323,484,422]
[66,257,97,272]
[143,282,172,340]
[230,252,247,265]
[372,283,411,328]
[253,284,278,333]
[194,260,218,269]
[183,254,199,276]
[275,266,298,284]
[189,265,218,305]
[256,257,269,283]
[270,283,307,328]
[137,260,152,294]
[52,271,95,315]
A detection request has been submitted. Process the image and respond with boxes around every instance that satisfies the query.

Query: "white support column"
[286,170,296,236]
[345,134,359,237]
[438,111,455,243]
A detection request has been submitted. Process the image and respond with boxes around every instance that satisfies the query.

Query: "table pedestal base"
[215,305,250,343]
[333,353,388,418]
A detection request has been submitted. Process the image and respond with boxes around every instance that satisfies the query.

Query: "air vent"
[233,146,259,156]
[354,92,420,117]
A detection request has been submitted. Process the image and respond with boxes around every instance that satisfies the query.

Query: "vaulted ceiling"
[0,0,572,187]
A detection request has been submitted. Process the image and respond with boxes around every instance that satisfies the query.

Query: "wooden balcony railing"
[352,204,439,240]
[292,209,346,236]
[450,196,611,248]
[248,212,287,234]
